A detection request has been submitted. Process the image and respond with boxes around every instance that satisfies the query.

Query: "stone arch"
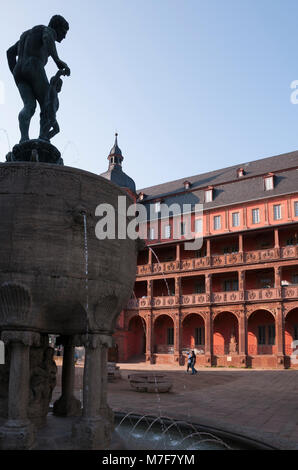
[126,315,146,360]
[246,306,275,319]
[182,313,205,352]
[285,307,298,359]
[247,309,276,355]
[153,314,174,354]
[213,311,239,356]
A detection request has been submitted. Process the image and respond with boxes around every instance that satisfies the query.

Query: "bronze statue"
[7,15,70,143]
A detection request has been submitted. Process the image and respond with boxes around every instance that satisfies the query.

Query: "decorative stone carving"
[228,333,238,355]
[0,283,31,327]
[0,336,56,428]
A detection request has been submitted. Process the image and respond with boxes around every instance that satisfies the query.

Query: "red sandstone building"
[103,137,298,369]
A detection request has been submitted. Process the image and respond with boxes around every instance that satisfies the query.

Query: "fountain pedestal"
[0,162,139,449]
[0,331,39,449]
[7,139,63,165]
[53,336,81,417]
[72,334,113,449]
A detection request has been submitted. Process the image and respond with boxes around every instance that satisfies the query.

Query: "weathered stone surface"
[0,163,138,335]
[0,336,57,427]
[0,162,139,449]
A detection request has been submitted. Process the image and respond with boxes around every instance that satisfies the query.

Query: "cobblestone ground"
[52,360,298,449]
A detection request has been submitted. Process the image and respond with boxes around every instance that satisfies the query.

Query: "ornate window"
[213,215,221,230]
[252,208,260,224]
[232,212,240,227]
[149,227,155,240]
[195,218,203,233]
[273,204,282,220]
[164,225,171,239]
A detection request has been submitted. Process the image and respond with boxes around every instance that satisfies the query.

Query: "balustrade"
[136,246,297,277]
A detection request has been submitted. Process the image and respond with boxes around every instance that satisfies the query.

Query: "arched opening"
[126,316,146,360]
[285,308,298,364]
[154,314,174,354]
[213,311,239,356]
[248,310,276,355]
[182,314,205,353]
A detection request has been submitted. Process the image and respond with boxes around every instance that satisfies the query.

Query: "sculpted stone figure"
[40,69,66,140]
[7,15,70,143]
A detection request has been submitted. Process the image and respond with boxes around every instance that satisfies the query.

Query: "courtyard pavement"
[52,360,298,450]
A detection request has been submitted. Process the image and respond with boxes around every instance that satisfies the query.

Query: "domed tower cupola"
[100,133,136,195]
[108,133,124,169]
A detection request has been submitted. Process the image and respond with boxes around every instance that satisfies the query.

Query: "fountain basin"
[0,162,138,335]
[128,373,173,393]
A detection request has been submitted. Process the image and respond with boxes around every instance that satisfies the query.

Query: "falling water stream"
[0,128,11,153]
[82,213,89,411]
[148,247,171,296]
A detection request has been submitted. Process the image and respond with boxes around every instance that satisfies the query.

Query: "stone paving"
[52,360,298,450]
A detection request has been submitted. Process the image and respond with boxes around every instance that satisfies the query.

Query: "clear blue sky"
[1,0,298,189]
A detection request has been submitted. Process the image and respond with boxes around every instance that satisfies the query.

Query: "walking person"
[190,350,197,375]
[186,351,192,373]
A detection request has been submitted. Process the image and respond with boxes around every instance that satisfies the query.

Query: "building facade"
[103,141,298,369]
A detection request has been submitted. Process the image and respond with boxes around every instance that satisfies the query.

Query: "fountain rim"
[114,411,278,450]
[0,161,135,202]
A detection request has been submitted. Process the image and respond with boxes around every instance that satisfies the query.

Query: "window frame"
[232,212,240,227]
[252,208,260,224]
[273,204,282,221]
[213,215,221,230]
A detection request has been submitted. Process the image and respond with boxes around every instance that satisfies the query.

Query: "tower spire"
[108,132,123,169]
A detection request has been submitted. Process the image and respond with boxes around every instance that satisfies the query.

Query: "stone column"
[274,228,280,258]
[205,273,212,301]
[174,312,182,365]
[145,313,154,364]
[0,331,39,450]
[53,336,81,417]
[204,309,213,366]
[275,303,285,369]
[238,309,247,366]
[72,334,113,449]
[175,277,181,302]
[176,243,181,261]
[239,234,244,262]
[206,239,211,259]
[148,247,152,266]
[275,266,281,288]
[238,270,245,301]
[147,279,153,299]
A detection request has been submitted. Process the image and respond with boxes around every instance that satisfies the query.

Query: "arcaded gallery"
[109,142,298,369]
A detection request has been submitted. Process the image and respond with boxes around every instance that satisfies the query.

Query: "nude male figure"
[7,15,70,143]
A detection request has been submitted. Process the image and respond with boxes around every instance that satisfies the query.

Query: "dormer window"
[264,173,274,191]
[237,168,244,178]
[184,180,191,190]
[205,187,213,203]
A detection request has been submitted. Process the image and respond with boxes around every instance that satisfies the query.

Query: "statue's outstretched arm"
[43,28,70,76]
[7,41,19,74]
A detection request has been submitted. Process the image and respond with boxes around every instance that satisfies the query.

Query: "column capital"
[1,330,40,346]
[77,333,113,349]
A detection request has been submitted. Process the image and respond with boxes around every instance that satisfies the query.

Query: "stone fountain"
[0,16,140,450]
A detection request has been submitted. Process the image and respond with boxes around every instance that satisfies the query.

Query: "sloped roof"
[137,150,298,221]
[138,150,298,200]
